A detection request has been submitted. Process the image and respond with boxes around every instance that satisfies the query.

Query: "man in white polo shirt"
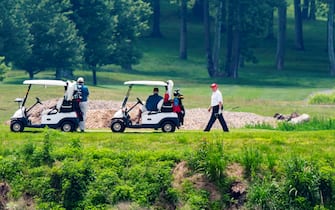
[204,83,229,132]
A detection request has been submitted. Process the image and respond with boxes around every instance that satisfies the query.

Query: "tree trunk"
[309,0,316,20]
[192,0,204,20]
[294,0,305,50]
[276,3,287,70]
[179,0,187,60]
[28,70,34,79]
[151,0,162,37]
[328,0,335,76]
[302,0,309,20]
[225,8,233,76]
[56,68,62,79]
[203,0,214,77]
[225,0,240,78]
[212,0,224,74]
[92,66,97,86]
[266,8,275,39]
[228,29,240,78]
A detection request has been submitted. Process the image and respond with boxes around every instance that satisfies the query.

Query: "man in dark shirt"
[144,87,163,111]
[77,77,89,132]
[136,87,163,124]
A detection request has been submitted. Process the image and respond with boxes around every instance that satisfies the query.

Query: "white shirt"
[211,89,223,107]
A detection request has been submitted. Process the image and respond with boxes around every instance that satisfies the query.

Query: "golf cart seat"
[43,98,63,115]
[161,103,173,112]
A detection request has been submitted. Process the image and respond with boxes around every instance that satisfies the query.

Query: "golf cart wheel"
[61,121,75,132]
[162,121,176,133]
[111,120,125,132]
[10,121,24,132]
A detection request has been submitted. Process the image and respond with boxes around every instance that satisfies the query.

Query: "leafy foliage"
[240,146,263,180]
[22,0,84,79]
[1,129,335,209]
[0,57,10,81]
[0,0,32,70]
[309,92,335,104]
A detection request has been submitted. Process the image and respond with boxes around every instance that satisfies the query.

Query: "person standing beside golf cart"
[77,77,89,132]
[204,83,229,132]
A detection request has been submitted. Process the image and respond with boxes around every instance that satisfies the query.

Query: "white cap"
[77,77,84,83]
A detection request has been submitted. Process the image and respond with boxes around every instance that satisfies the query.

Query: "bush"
[240,146,263,180]
[309,93,335,105]
[246,178,284,209]
[283,157,321,209]
[180,180,211,210]
[277,118,335,131]
[188,140,227,183]
[0,156,24,182]
[0,56,10,81]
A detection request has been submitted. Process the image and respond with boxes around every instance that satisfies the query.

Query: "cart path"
[6,99,277,130]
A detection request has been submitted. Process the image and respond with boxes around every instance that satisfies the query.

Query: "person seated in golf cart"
[136,87,163,123]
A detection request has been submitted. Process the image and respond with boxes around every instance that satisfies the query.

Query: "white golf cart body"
[10,80,79,132]
[111,80,180,132]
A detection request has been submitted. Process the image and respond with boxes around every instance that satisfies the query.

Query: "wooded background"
[0,0,334,85]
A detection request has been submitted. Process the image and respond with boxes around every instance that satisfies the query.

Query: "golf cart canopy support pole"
[122,85,133,108]
[22,84,32,107]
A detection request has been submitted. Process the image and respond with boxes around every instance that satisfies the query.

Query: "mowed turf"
[1,127,335,165]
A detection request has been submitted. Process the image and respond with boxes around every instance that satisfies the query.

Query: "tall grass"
[245,117,335,131]
[277,118,335,131]
[309,92,335,105]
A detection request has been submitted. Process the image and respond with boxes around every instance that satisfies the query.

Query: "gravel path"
[8,100,277,130]
[86,100,277,130]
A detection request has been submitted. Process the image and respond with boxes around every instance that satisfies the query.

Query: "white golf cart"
[10,80,80,132]
[111,80,180,133]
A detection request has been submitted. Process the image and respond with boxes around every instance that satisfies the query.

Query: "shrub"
[0,56,10,81]
[188,140,227,183]
[246,178,284,209]
[111,185,135,204]
[61,159,94,209]
[180,180,210,210]
[0,156,24,182]
[283,157,321,209]
[277,118,335,131]
[125,160,175,205]
[85,169,120,206]
[29,130,54,167]
[309,93,335,105]
[240,146,263,180]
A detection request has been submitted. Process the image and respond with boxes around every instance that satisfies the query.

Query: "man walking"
[204,83,229,132]
[77,77,89,132]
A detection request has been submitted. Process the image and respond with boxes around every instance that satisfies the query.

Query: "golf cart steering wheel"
[137,97,143,105]
[36,97,43,105]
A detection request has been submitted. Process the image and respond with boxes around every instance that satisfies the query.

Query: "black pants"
[204,105,229,132]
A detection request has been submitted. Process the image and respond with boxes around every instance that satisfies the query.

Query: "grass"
[1,127,335,162]
[1,2,335,208]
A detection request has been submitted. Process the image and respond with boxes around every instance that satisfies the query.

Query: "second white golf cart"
[10,79,80,132]
[111,80,181,132]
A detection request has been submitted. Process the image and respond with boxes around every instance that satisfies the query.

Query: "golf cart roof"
[124,80,168,87]
[23,80,67,86]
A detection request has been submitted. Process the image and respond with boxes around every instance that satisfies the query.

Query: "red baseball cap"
[210,83,218,88]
